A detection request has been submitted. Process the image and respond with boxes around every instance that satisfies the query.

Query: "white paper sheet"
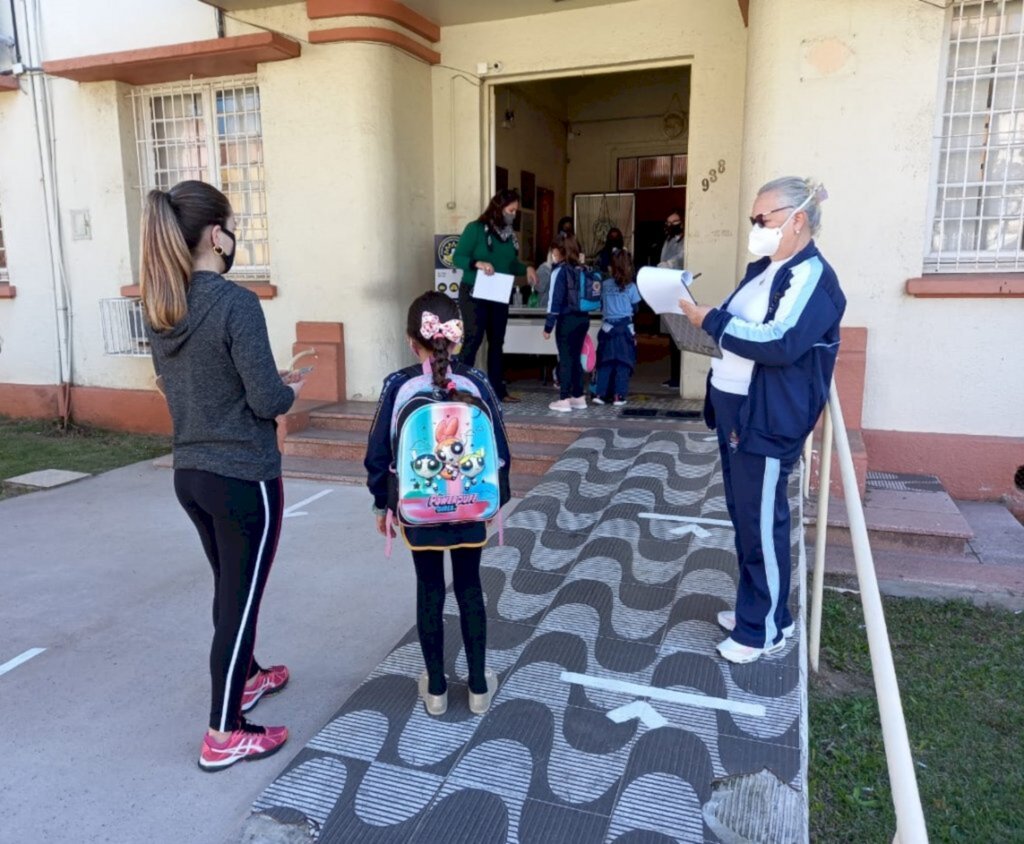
[471,271,516,304]
[637,266,696,314]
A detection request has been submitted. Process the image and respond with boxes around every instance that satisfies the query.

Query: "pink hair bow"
[420,312,463,344]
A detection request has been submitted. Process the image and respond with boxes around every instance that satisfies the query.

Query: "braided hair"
[406,291,473,402]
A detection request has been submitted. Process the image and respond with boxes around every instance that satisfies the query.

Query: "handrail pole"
[828,381,929,843]
[808,405,832,673]
[802,433,813,499]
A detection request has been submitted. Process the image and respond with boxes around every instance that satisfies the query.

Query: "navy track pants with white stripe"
[174,469,284,731]
[710,387,795,649]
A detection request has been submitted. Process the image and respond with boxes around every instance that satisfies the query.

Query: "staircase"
[279,400,587,497]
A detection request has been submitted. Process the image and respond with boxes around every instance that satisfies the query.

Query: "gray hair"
[757,176,825,235]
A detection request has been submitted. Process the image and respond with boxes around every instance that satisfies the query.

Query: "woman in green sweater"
[453,189,538,402]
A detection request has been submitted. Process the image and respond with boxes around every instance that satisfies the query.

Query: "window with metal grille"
[617,155,687,191]
[0,202,8,282]
[928,0,1024,273]
[131,76,270,280]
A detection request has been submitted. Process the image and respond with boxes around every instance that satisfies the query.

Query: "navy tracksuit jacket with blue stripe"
[700,241,846,649]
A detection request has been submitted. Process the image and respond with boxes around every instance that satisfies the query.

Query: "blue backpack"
[563,264,603,313]
[389,364,503,527]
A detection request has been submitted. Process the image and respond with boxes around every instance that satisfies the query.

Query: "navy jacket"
[544,262,584,333]
[701,241,846,460]
[364,361,512,549]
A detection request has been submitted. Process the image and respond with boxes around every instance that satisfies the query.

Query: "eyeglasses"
[749,205,793,227]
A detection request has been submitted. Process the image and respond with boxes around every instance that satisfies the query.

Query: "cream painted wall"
[433,0,747,398]
[494,85,567,254]
[230,6,436,400]
[741,0,1023,437]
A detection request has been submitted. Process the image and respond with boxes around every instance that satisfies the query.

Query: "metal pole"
[808,404,833,673]
[828,381,929,843]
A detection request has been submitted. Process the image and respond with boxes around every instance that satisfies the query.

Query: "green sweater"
[452,221,528,288]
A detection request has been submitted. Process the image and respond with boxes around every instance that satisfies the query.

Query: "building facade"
[0,0,1021,502]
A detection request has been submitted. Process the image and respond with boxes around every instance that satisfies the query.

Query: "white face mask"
[747,190,816,257]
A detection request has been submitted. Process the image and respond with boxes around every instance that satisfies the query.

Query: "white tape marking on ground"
[560,671,765,718]
[283,489,334,519]
[669,523,711,538]
[0,648,46,678]
[638,512,734,528]
[607,700,668,729]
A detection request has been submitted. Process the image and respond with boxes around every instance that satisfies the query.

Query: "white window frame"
[0,201,9,283]
[130,75,271,281]
[925,0,1024,274]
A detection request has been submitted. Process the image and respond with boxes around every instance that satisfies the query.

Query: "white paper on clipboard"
[472,272,515,303]
[637,266,722,358]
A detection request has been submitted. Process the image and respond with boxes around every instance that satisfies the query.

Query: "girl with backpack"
[592,249,641,407]
[140,180,304,771]
[543,236,593,412]
[364,291,512,717]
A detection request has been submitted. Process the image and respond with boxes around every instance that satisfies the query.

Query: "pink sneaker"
[548,398,573,413]
[241,664,290,713]
[198,720,288,772]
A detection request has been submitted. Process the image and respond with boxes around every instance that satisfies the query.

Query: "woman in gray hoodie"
[141,180,304,771]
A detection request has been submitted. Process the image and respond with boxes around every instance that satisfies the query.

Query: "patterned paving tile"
[243,428,808,844]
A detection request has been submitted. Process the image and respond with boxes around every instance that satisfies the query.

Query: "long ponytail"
[139,180,232,331]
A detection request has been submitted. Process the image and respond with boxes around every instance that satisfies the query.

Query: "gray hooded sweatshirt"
[146,271,295,482]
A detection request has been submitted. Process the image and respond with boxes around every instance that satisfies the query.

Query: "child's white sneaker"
[613,396,627,407]
[548,398,572,412]
[569,396,587,409]
[592,396,606,405]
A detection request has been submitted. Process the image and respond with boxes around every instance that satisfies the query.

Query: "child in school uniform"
[543,236,591,412]
[593,249,641,407]
[364,291,512,717]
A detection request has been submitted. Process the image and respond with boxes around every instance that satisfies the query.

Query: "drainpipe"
[7,0,21,64]
[21,0,73,424]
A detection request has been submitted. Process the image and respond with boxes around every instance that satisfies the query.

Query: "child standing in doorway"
[593,249,641,407]
[364,291,512,717]
[544,236,590,412]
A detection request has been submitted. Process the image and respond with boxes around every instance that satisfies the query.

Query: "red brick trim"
[0,383,60,418]
[0,75,19,92]
[0,283,16,299]
[906,273,1024,298]
[307,0,440,42]
[43,32,300,86]
[309,26,441,64]
[119,281,277,299]
[864,428,1024,501]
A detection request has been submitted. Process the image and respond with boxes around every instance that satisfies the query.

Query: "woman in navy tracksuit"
[680,177,845,664]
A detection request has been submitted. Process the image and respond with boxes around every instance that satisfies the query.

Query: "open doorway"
[491,64,691,395]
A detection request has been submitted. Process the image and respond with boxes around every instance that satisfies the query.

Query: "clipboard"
[637,267,722,359]
[472,272,516,303]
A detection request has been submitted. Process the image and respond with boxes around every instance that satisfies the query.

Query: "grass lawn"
[0,416,171,499]
[810,592,1024,843]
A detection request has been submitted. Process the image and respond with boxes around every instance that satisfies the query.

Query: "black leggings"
[458,283,510,399]
[412,546,487,695]
[556,312,590,399]
[174,469,284,731]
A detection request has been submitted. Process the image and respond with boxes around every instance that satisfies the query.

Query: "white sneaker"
[569,396,587,409]
[716,636,786,665]
[468,669,498,715]
[592,396,606,405]
[717,610,795,640]
[548,398,572,412]
[418,672,448,716]
[613,397,627,407]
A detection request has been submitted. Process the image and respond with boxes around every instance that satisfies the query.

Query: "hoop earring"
[213,245,225,256]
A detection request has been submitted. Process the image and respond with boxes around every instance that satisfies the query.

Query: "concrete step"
[806,484,974,556]
[279,455,542,498]
[821,544,1024,610]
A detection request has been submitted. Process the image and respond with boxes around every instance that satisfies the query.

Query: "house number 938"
[701,160,726,192]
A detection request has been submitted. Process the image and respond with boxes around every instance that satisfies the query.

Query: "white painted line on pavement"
[283,489,334,519]
[0,648,46,678]
[639,512,734,528]
[560,671,765,717]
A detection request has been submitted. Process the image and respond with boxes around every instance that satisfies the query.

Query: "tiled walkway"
[242,429,807,844]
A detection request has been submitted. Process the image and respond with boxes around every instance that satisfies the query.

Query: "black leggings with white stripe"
[174,469,284,732]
